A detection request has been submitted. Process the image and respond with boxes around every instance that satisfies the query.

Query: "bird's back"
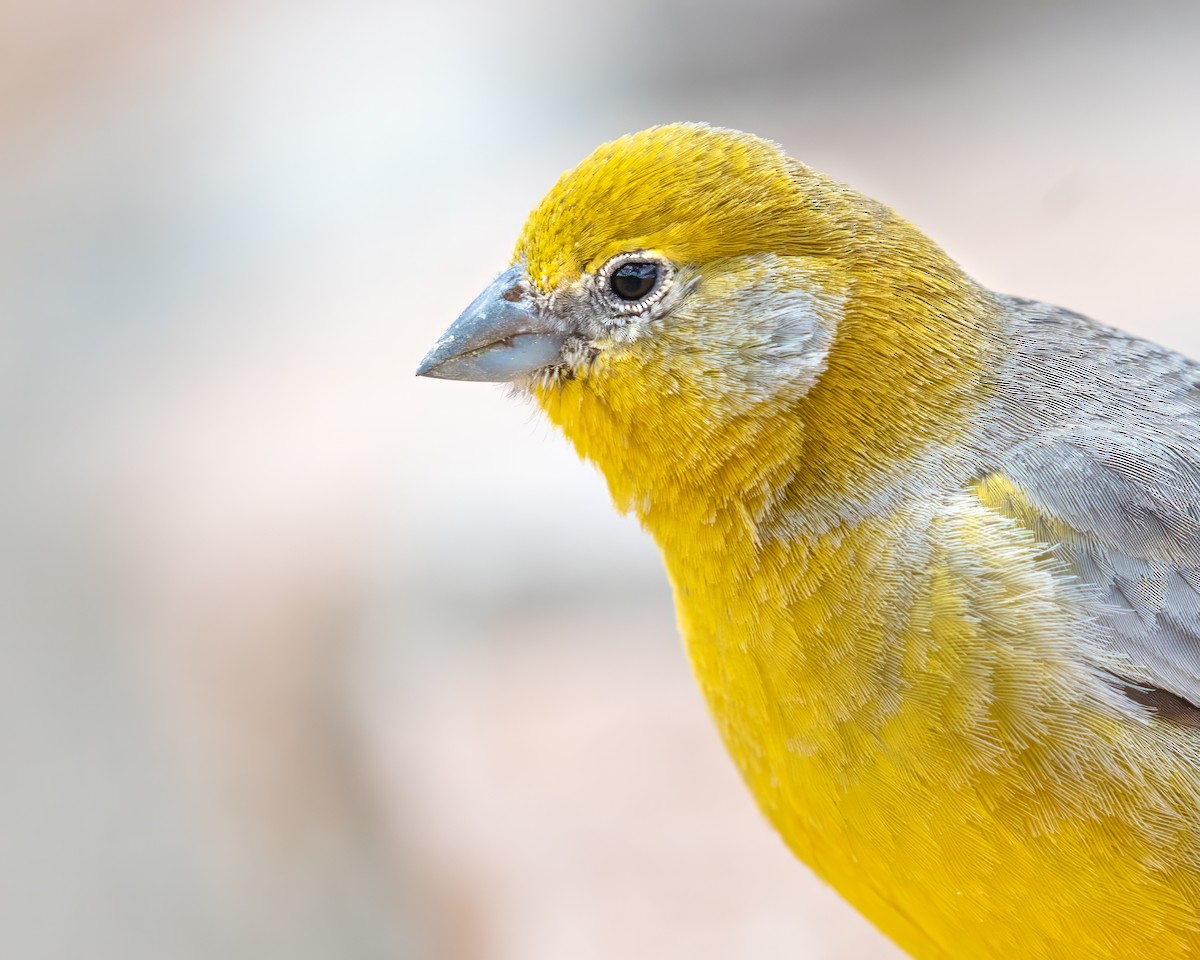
[983,298,1200,719]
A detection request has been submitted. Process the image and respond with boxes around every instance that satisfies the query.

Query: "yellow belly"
[667,495,1200,959]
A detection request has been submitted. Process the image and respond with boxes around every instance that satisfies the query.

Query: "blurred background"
[2,1,1198,957]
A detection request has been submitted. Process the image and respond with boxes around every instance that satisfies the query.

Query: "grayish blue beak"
[416,265,566,382]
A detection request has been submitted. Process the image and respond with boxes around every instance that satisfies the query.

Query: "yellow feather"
[505,124,1200,957]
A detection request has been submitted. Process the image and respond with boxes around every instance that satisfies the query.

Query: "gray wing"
[982,297,1200,714]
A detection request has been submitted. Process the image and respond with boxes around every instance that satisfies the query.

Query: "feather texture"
[978,298,1200,712]
[433,124,1200,959]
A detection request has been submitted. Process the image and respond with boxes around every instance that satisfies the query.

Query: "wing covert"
[974,434,1200,714]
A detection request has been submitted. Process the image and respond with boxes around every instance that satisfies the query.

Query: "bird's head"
[419,124,999,526]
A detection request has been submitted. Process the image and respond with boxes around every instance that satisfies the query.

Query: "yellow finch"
[417,124,1200,959]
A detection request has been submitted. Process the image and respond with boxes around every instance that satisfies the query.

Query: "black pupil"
[611,262,659,301]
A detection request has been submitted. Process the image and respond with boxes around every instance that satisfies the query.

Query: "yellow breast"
[663,490,1200,959]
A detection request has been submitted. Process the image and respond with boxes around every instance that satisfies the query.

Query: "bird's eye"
[598,253,674,317]
[610,261,660,302]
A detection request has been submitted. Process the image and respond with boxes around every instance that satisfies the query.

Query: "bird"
[416,123,1200,959]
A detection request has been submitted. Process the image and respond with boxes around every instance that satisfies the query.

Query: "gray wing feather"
[988,298,1200,708]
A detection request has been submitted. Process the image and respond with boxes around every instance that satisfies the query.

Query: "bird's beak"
[416,265,566,382]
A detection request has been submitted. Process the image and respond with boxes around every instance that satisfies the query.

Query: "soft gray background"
[3,1,1198,957]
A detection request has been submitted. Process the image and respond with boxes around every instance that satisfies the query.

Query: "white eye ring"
[597,252,674,316]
